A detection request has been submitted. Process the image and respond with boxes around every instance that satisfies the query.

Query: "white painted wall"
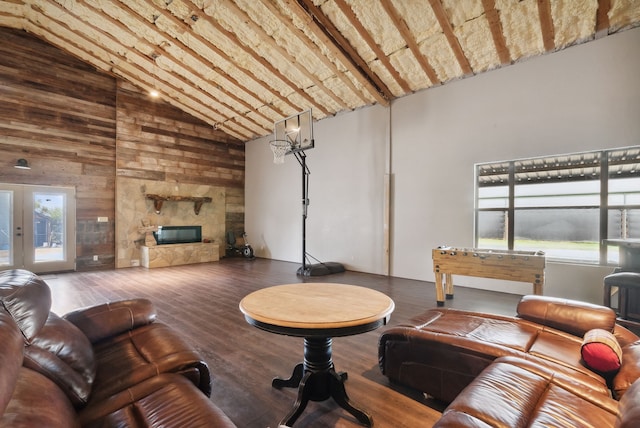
[245,27,640,303]
[245,105,390,274]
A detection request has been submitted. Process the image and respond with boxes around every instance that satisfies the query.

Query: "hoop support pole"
[295,150,310,272]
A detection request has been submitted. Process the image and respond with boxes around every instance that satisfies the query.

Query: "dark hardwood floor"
[42,258,522,428]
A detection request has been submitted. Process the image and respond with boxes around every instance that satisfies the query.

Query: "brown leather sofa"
[0,269,236,427]
[434,356,640,427]
[379,295,640,404]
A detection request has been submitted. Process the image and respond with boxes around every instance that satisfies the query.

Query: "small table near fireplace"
[239,283,395,427]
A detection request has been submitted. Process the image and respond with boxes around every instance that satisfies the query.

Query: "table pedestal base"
[272,337,372,427]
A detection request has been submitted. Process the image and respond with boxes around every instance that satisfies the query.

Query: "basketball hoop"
[269,140,291,164]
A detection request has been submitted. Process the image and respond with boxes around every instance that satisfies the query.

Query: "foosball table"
[432,246,546,306]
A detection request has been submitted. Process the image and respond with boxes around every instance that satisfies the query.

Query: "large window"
[475,147,640,264]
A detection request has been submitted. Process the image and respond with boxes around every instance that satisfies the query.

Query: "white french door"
[0,184,76,273]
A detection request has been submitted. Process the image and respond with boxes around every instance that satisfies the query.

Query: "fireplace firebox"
[153,226,202,245]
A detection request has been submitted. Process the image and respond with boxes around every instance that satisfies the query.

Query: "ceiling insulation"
[0,0,639,143]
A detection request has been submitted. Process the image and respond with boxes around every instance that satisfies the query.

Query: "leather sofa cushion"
[434,356,619,428]
[63,299,156,344]
[0,367,79,428]
[517,295,617,337]
[88,322,211,402]
[0,269,51,342]
[78,373,236,428]
[23,312,96,407]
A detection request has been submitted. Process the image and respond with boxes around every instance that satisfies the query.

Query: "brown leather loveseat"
[379,295,640,426]
[0,269,236,427]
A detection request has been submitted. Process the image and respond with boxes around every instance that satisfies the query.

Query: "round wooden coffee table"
[239,283,395,427]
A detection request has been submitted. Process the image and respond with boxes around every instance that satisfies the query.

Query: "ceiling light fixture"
[149,53,161,98]
[14,158,31,169]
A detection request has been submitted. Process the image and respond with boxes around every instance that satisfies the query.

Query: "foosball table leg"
[533,282,543,296]
[435,272,445,306]
[445,273,454,300]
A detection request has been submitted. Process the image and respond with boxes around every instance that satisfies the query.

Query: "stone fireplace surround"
[115,177,226,268]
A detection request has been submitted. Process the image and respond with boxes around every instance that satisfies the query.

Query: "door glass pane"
[33,193,65,263]
[0,191,11,266]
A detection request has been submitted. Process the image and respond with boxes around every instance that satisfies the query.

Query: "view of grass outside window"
[475,147,640,265]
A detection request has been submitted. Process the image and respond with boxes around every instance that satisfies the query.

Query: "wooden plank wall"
[0,27,246,271]
[115,81,245,233]
[0,27,117,271]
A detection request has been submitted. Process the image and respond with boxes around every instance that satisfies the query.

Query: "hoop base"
[297,262,345,277]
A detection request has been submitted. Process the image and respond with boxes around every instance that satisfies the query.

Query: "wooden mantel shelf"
[146,194,212,215]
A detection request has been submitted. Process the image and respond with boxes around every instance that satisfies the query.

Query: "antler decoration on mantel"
[138,219,159,246]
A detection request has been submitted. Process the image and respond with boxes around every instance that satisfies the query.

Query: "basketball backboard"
[273,109,314,155]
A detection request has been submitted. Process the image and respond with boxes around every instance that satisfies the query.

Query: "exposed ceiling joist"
[0,0,638,144]
[196,1,333,118]
[291,0,390,105]
[120,1,275,130]
[537,0,556,51]
[596,0,612,37]
[482,0,511,65]
[380,0,440,86]
[429,0,473,76]
[333,0,411,94]
[257,0,371,108]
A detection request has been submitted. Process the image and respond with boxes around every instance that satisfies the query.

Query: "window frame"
[474,147,640,265]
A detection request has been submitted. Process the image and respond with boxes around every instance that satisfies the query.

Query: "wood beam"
[595,0,611,38]
[114,1,277,128]
[26,3,252,140]
[198,2,336,115]
[293,0,391,105]
[258,0,373,106]
[334,0,411,94]
[19,21,244,143]
[182,1,307,116]
[380,0,440,86]
[217,0,346,113]
[537,0,555,51]
[77,2,264,139]
[481,0,511,65]
[89,0,271,135]
[428,0,473,76]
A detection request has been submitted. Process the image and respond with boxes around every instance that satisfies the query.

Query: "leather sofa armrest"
[1,311,25,414]
[23,312,96,407]
[614,324,640,348]
[63,299,157,344]
[613,340,640,399]
[517,295,616,337]
[617,378,640,425]
[0,269,52,343]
